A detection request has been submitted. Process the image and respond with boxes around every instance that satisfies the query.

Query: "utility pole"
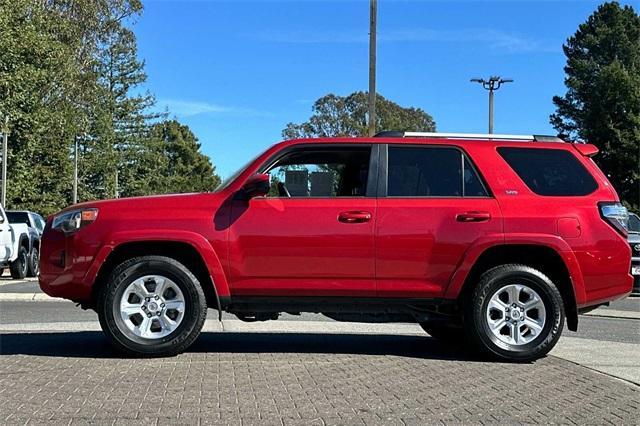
[73,136,78,204]
[1,115,8,207]
[367,0,377,136]
[470,76,513,133]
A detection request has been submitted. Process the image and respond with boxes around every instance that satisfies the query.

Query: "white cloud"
[157,99,272,118]
[157,99,234,117]
[255,27,559,54]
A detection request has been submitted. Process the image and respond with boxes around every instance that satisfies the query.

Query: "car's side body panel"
[375,197,503,297]
[227,197,377,297]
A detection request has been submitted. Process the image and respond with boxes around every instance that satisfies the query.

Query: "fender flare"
[16,233,30,255]
[445,234,585,305]
[83,230,231,299]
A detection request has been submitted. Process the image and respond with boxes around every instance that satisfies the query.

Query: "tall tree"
[84,1,156,200]
[550,1,640,211]
[0,0,81,214]
[283,92,436,139]
[146,120,220,194]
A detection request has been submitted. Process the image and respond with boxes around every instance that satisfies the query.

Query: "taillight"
[599,202,628,237]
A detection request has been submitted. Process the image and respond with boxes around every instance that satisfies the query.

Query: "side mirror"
[242,173,270,198]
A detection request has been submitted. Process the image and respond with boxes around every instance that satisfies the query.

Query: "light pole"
[1,115,8,207]
[471,76,513,134]
[73,136,79,204]
[367,0,377,136]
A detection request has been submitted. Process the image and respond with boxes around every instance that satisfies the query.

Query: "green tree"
[283,92,436,138]
[84,1,155,200]
[147,120,220,194]
[550,1,640,211]
[0,1,220,214]
[0,0,81,214]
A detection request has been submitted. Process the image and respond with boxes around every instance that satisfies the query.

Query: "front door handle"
[338,211,372,224]
[456,211,491,223]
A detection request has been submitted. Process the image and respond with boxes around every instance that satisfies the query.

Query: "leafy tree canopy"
[0,0,219,215]
[551,1,640,210]
[283,92,436,139]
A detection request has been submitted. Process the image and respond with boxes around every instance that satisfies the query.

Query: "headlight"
[52,208,98,234]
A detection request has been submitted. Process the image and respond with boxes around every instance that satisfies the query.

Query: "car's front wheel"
[465,264,564,362]
[98,256,207,357]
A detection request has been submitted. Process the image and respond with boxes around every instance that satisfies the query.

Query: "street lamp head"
[470,78,485,83]
[501,78,514,84]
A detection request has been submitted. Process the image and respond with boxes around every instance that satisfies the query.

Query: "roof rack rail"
[374,131,564,142]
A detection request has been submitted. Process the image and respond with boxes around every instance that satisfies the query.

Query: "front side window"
[497,147,598,196]
[387,146,488,197]
[265,146,371,197]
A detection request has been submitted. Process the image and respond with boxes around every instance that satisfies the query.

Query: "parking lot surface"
[1,331,639,425]
[1,278,639,425]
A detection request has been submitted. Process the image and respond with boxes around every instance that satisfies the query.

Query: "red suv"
[39,133,633,360]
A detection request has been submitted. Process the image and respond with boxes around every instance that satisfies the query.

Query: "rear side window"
[387,146,488,197]
[498,147,598,196]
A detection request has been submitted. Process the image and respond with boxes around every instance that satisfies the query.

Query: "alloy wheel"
[485,284,546,346]
[117,275,185,340]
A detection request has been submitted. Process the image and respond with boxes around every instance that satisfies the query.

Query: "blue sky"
[135,0,636,179]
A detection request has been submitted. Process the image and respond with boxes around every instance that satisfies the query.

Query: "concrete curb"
[583,309,640,320]
[0,293,68,302]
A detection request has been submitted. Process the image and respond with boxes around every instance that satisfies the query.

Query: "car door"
[227,144,378,297]
[0,207,11,261]
[375,144,502,297]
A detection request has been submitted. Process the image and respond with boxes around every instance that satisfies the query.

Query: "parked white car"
[0,203,31,279]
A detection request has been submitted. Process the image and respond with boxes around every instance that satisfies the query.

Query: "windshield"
[6,211,30,226]
[629,213,640,233]
[215,154,261,192]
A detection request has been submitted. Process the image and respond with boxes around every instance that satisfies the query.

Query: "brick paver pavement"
[0,331,638,425]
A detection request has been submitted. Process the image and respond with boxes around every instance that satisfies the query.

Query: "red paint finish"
[40,137,632,315]
[376,197,502,297]
[227,198,376,296]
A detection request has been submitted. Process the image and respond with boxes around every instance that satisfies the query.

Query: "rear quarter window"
[497,147,598,196]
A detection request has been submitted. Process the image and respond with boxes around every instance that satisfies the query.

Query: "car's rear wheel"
[465,264,564,362]
[27,246,39,277]
[10,246,28,279]
[98,256,207,357]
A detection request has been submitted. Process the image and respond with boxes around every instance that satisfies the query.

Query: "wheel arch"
[19,233,30,250]
[449,241,580,331]
[89,235,229,314]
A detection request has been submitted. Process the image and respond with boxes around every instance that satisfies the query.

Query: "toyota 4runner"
[39,132,634,360]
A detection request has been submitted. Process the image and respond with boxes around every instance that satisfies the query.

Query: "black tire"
[465,264,564,362]
[420,322,465,344]
[27,246,39,277]
[97,256,207,357]
[10,246,28,279]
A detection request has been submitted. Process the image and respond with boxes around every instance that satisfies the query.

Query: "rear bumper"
[573,238,634,308]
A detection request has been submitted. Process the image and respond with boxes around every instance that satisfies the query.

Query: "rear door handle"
[338,211,372,224]
[456,211,491,223]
